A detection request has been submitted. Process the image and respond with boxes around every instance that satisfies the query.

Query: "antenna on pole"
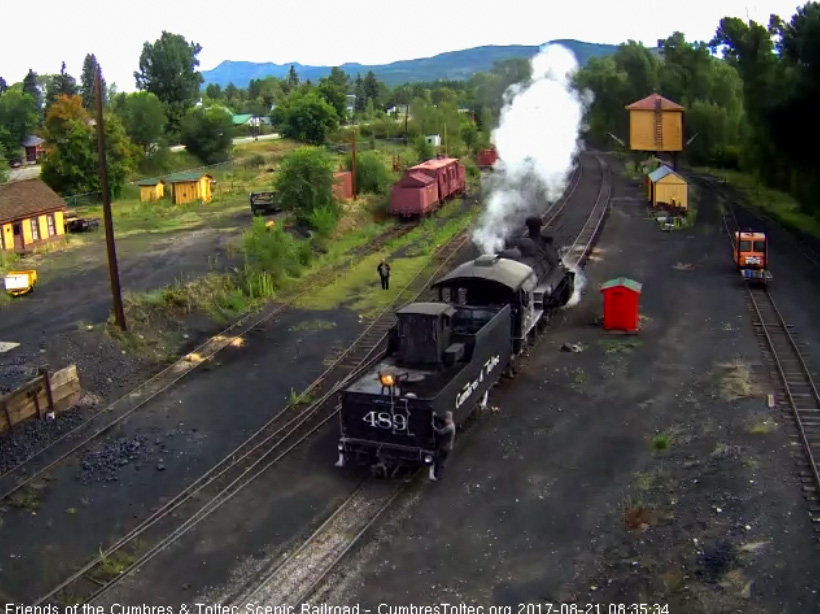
[94,65,126,331]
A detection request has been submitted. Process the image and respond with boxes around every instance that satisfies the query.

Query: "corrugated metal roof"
[600,277,643,293]
[0,179,67,224]
[625,93,684,111]
[232,113,254,125]
[411,157,460,171]
[402,172,435,186]
[22,135,44,147]
[165,171,213,183]
[647,165,684,183]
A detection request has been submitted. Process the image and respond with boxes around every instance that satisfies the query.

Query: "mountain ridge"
[201,39,629,88]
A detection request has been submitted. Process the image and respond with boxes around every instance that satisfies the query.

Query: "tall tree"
[115,91,167,155]
[327,67,349,90]
[80,54,106,110]
[287,65,299,91]
[0,87,40,157]
[0,78,7,96]
[45,62,79,110]
[22,69,41,110]
[134,31,204,131]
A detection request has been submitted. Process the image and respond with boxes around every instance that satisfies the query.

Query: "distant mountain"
[201,39,625,89]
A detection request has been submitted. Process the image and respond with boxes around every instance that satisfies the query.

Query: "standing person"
[377,259,391,290]
[430,411,455,481]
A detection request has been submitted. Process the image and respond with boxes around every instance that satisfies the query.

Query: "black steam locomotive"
[335,217,576,476]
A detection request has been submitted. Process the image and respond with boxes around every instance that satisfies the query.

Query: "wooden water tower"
[625,93,685,169]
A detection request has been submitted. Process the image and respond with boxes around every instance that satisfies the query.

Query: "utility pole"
[444,123,448,157]
[94,66,126,331]
[351,126,357,199]
[404,94,409,146]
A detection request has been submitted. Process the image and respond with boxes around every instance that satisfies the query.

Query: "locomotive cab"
[733,230,772,283]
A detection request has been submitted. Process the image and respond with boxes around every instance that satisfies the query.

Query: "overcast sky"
[0,0,804,93]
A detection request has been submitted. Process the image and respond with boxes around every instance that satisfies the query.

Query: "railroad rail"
[36,154,598,607]
[718,192,820,535]
[0,216,424,504]
[38,208,478,607]
[232,152,614,608]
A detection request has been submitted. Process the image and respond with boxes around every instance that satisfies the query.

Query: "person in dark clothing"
[430,411,455,481]
[377,259,391,290]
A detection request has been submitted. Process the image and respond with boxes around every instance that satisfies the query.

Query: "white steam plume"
[472,44,593,255]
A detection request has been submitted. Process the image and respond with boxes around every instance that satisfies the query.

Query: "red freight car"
[389,156,466,218]
[476,146,498,169]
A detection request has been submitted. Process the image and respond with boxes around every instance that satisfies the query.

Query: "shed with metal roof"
[164,172,213,205]
[135,177,166,203]
[647,165,687,210]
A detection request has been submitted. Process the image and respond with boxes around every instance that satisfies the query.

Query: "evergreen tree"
[80,53,106,110]
[22,69,41,110]
[287,65,299,90]
[45,62,79,110]
[0,77,7,95]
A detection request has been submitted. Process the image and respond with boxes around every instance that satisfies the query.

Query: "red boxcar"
[389,156,466,218]
[476,146,498,168]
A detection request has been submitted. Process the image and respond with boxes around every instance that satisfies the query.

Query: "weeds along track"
[0,217,425,504]
[234,154,613,608]
[35,213,475,607]
[716,190,820,538]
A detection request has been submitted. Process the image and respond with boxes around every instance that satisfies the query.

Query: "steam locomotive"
[334,216,575,476]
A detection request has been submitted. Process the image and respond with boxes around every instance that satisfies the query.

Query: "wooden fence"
[0,365,81,433]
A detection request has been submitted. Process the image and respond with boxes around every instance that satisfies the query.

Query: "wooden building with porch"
[22,135,46,163]
[165,172,213,205]
[0,179,68,252]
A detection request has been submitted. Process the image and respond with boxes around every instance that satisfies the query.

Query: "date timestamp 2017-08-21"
[518,605,670,614]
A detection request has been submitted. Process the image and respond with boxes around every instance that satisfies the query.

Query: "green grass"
[695,166,820,239]
[293,198,477,316]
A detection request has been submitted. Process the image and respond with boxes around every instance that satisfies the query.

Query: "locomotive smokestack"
[525,216,542,240]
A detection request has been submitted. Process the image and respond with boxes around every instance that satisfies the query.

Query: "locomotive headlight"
[379,373,395,387]
[338,443,344,451]
[424,455,433,464]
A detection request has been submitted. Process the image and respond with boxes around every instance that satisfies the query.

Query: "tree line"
[572,1,820,217]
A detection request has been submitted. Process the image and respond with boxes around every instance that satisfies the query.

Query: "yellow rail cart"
[3,270,37,297]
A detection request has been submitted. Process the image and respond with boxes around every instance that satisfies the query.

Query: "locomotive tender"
[335,217,576,475]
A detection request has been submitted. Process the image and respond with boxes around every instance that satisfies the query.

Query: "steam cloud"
[472,43,593,255]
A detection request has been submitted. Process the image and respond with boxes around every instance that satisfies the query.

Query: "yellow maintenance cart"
[3,270,37,297]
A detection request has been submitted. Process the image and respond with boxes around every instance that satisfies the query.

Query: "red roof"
[401,172,436,186]
[411,157,460,171]
[625,93,684,111]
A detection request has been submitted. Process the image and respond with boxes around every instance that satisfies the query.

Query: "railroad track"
[562,153,611,268]
[232,152,614,608]
[36,209,476,607]
[0,215,426,505]
[717,192,820,536]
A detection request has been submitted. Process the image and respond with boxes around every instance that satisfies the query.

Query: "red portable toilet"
[600,277,643,332]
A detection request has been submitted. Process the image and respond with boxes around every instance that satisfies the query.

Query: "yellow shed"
[0,179,68,252]
[136,178,165,202]
[625,93,684,152]
[648,165,688,210]
[165,172,213,205]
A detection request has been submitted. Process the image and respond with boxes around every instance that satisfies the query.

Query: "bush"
[413,135,434,161]
[243,218,306,283]
[274,146,340,228]
[344,150,391,195]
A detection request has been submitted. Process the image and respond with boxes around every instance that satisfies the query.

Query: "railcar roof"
[433,256,533,290]
[396,302,455,317]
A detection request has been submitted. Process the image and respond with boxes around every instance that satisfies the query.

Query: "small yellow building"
[647,165,688,210]
[625,93,684,152]
[0,179,67,252]
[165,172,213,205]
[136,178,165,202]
